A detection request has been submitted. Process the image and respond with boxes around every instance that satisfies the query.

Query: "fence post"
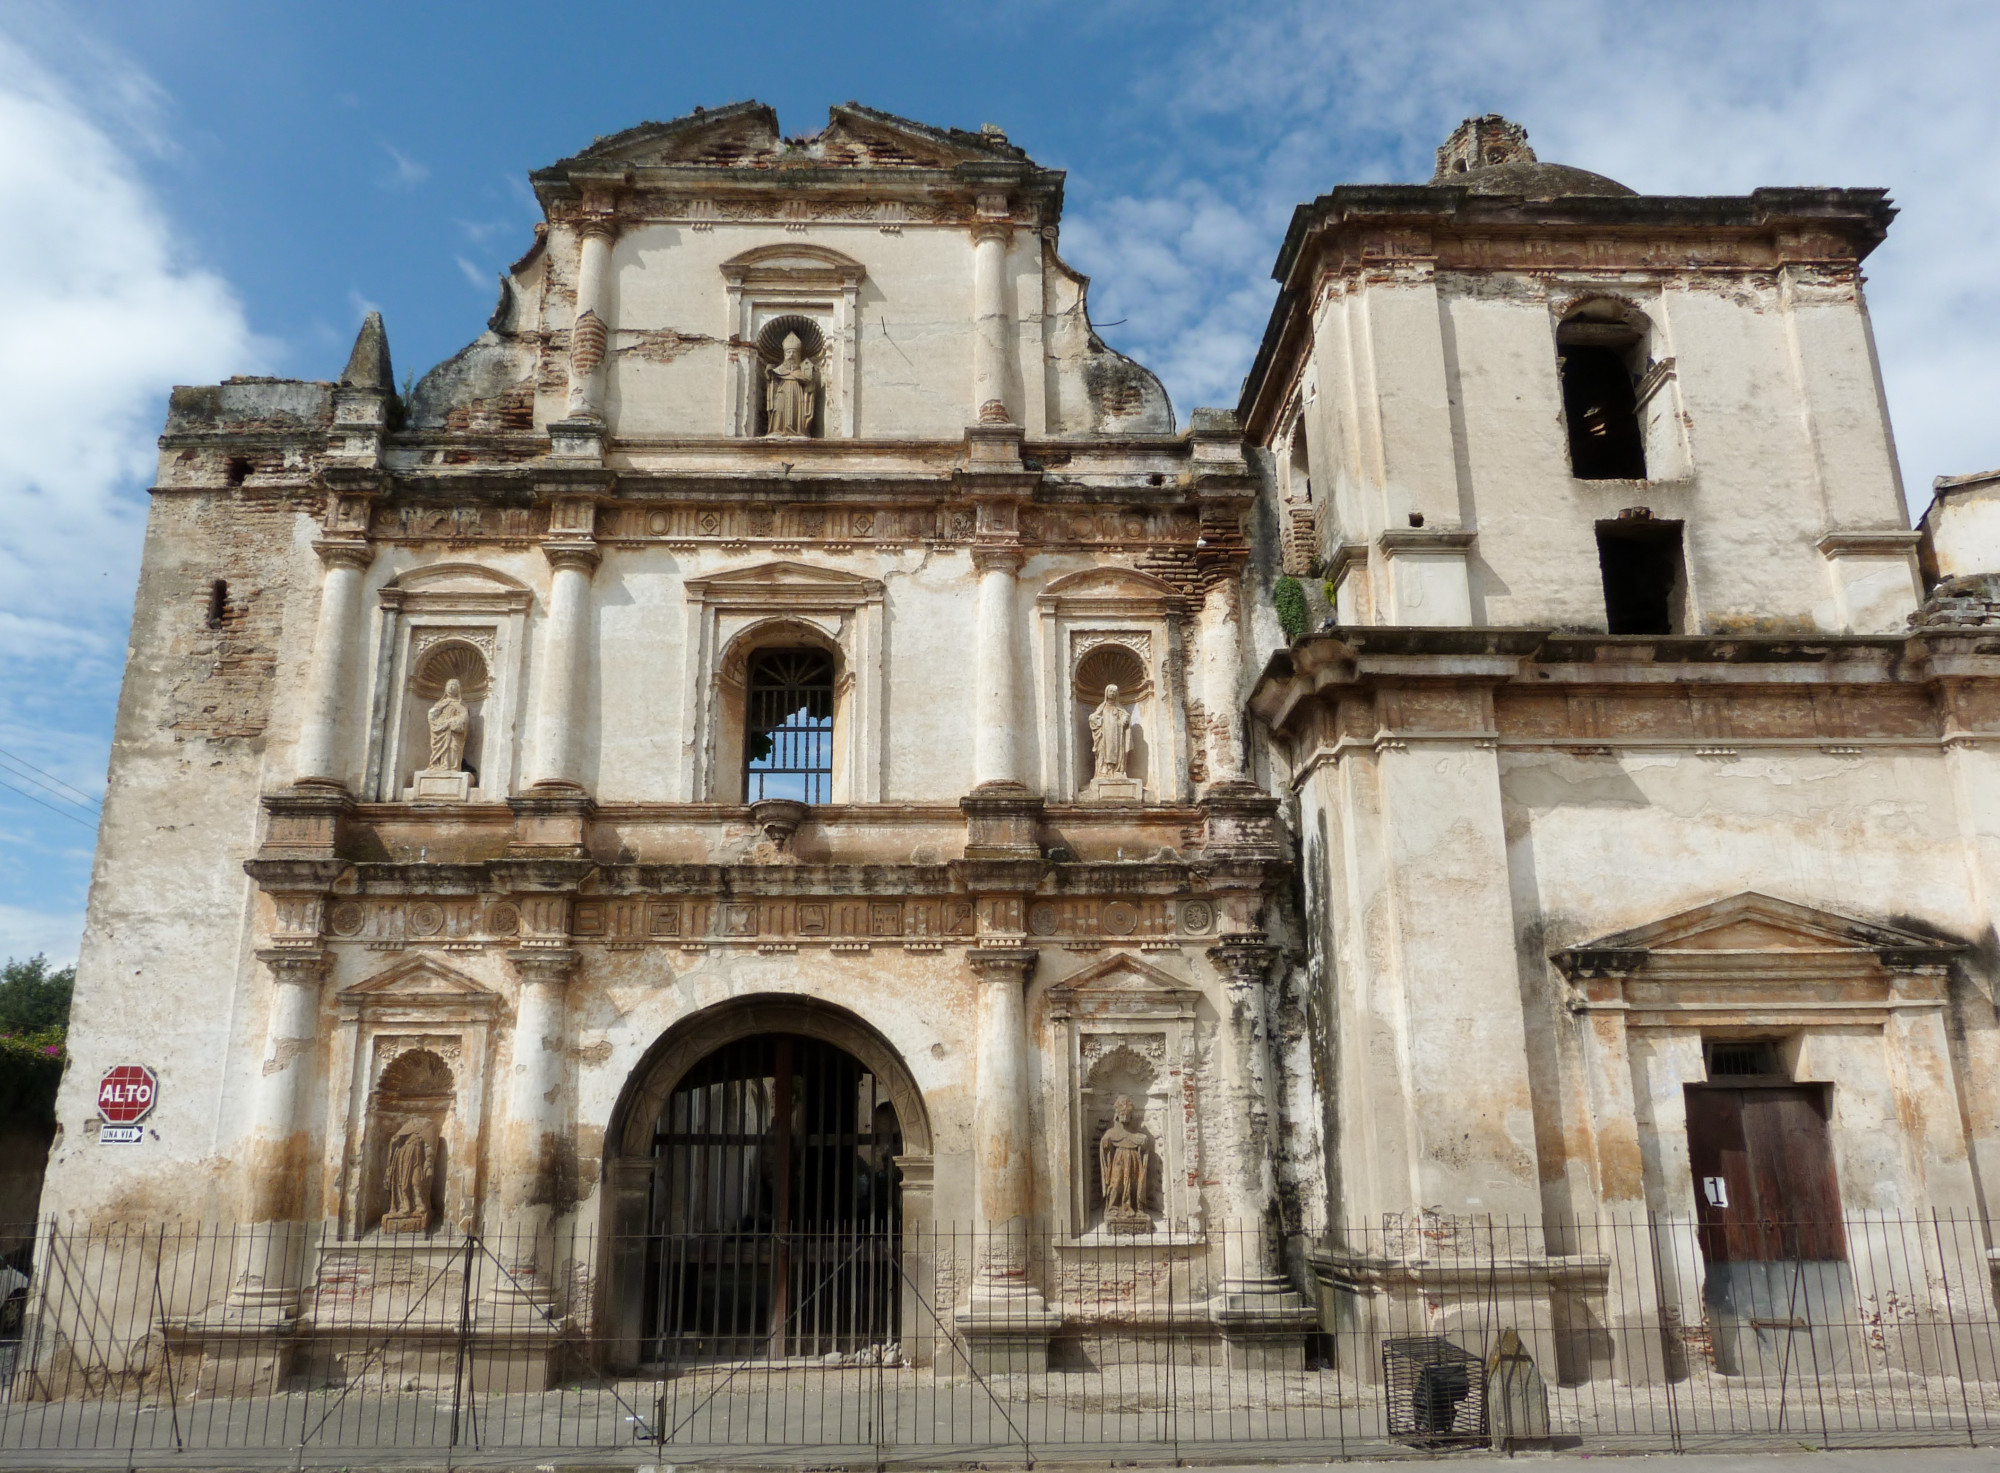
[447,1230,476,1458]
[1930,1209,1978,1447]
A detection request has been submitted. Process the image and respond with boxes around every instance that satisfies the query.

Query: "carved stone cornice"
[966,945,1037,986]
[1207,938,1277,990]
[506,947,581,988]
[255,947,331,987]
[969,543,1026,576]
[311,536,375,573]
[542,541,602,575]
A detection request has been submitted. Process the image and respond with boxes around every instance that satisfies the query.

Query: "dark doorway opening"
[1685,1075,1852,1375]
[642,1032,902,1363]
[1596,519,1685,635]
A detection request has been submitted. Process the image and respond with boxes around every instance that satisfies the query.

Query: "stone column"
[958,944,1059,1370]
[1198,568,1248,785]
[971,545,1027,789]
[971,206,1012,425]
[564,218,616,422]
[294,540,374,788]
[1207,938,1316,1367]
[229,945,329,1326]
[526,539,600,790]
[494,947,578,1304]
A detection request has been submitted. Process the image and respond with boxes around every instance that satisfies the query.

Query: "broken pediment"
[1553,891,1962,981]
[539,102,1035,181]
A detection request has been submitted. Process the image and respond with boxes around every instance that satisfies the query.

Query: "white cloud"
[456,254,491,291]
[1062,0,2000,504]
[0,27,260,963]
[382,142,428,189]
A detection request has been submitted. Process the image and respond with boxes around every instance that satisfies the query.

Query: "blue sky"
[2,0,1998,964]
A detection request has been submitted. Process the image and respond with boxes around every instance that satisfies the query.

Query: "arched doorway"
[602,998,932,1369]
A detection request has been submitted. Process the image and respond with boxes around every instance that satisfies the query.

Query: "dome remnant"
[1431,114,1636,199]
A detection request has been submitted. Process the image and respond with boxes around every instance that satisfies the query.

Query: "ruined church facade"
[39,106,2000,1381]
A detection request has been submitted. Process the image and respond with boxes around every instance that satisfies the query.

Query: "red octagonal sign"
[97,1065,158,1125]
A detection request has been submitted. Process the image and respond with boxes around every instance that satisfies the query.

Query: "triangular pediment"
[686,560,885,595]
[1554,892,1961,976]
[339,955,497,1008]
[1049,952,1200,996]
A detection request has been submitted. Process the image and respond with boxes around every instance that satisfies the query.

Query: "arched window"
[744,647,835,803]
[1557,305,1649,480]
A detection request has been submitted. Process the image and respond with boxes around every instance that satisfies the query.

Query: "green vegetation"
[0,957,73,1127]
[1273,575,1307,642]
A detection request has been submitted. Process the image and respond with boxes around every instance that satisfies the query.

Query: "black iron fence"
[2,1213,1998,1465]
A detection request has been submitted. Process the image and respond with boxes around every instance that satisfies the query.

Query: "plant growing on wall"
[1273,575,1307,642]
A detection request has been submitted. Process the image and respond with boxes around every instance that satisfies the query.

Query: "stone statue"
[764,332,816,436]
[426,679,469,772]
[1088,683,1133,778]
[380,1120,437,1234]
[1097,1094,1153,1232]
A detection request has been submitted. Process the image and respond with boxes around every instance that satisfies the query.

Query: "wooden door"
[1686,1085,1845,1261]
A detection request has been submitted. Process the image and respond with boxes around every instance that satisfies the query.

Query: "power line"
[0,775,99,830]
[0,747,101,811]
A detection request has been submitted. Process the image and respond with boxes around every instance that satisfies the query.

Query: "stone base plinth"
[1210,1285,1319,1371]
[1083,775,1145,803]
[410,770,471,803]
[955,1286,1063,1375]
[1308,1238,1613,1385]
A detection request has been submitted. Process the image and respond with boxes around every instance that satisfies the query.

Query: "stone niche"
[721,244,864,439]
[327,956,497,1238]
[363,563,532,802]
[1045,954,1202,1239]
[1034,567,1190,804]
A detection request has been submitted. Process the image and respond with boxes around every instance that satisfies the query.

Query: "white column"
[294,543,373,787]
[233,947,328,1316]
[1200,571,1247,784]
[971,220,1011,425]
[972,546,1026,788]
[526,547,599,789]
[494,947,577,1298]
[245,949,328,1221]
[964,945,1055,1323]
[1207,939,1315,1357]
[564,220,615,421]
[500,949,576,1218]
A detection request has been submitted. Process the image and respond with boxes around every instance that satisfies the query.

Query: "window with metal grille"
[1706,1038,1784,1078]
[743,648,835,804]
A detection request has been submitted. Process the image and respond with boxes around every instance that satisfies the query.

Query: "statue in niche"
[1097,1094,1154,1233]
[425,679,469,773]
[380,1119,438,1234]
[1088,684,1133,779]
[764,332,817,436]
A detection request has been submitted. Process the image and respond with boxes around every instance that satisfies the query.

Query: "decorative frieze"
[316,888,1217,950]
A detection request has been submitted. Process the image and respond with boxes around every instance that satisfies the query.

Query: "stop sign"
[97,1065,158,1125]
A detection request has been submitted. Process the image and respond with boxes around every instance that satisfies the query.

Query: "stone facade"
[39,107,2000,1383]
